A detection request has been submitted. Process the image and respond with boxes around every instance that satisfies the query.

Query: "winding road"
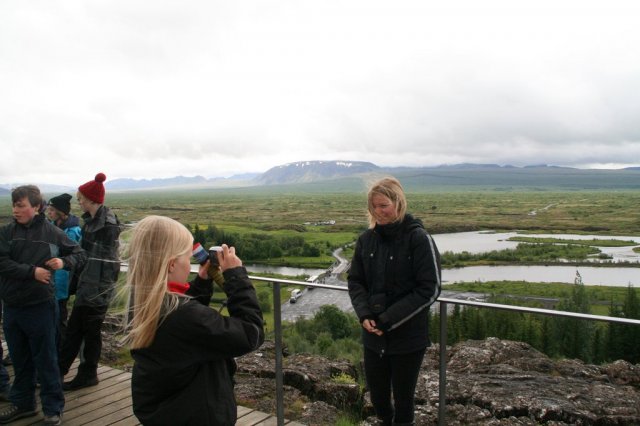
[280,248,353,321]
[279,248,494,322]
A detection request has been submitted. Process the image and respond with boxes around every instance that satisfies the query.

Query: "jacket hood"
[373,213,424,240]
[60,214,80,230]
[402,213,424,232]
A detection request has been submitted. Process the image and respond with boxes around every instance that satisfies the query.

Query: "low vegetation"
[12,188,631,424]
[508,236,638,247]
[441,242,602,267]
[280,283,640,369]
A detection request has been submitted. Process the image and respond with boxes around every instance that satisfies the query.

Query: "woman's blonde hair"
[124,215,193,349]
[367,177,407,228]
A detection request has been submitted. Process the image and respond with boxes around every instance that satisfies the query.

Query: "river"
[247,231,640,287]
[245,264,326,277]
[444,265,638,287]
[434,231,640,263]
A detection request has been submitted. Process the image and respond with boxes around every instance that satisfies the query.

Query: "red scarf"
[167,281,190,295]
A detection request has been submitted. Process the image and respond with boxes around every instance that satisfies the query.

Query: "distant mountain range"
[0,183,72,194]
[1,161,639,194]
[257,160,379,184]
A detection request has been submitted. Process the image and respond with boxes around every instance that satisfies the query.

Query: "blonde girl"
[348,177,441,426]
[124,215,264,425]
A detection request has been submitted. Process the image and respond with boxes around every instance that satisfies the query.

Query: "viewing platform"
[2,360,302,425]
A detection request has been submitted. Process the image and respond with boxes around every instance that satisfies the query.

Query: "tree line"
[281,284,640,367]
[187,223,325,261]
[441,243,601,267]
[431,282,640,364]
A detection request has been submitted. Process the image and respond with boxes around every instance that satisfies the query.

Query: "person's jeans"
[364,347,426,424]
[3,300,64,416]
[0,340,9,393]
[59,304,108,378]
[0,303,7,393]
[56,298,69,354]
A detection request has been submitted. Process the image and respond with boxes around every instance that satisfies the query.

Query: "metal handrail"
[246,275,640,426]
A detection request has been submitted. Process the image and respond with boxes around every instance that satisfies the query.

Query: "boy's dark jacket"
[348,213,441,355]
[0,213,86,307]
[131,266,264,426]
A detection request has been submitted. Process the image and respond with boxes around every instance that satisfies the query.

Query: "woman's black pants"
[58,304,108,378]
[364,346,426,425]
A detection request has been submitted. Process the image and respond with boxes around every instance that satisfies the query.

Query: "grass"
[444,280,639,309]
[4,189,640,236]
[331,372,357,385]
[508,236,639,247]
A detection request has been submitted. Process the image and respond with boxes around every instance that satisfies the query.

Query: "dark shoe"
[63,375,98,391]
[43,413,62,425]
[0,389,8,402]
[0,404,37,424]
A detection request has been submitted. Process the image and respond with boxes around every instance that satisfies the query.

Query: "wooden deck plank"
[62,382,131,421]
[0,360,298,426]
[107,414,141,426]
[237,405,255,416]
[69,396,135,426]
[237,409,272,425]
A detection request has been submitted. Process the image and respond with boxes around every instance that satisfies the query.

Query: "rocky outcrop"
[412,338,640,425]
[236,341,361,411]
[236,338,640,425]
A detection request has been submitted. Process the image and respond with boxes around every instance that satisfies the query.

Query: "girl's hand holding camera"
[215,244,242,271]
[197,244,243,284]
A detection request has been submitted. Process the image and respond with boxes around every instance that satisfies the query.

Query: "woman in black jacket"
[124,215,264,425]
[348,177,441,426]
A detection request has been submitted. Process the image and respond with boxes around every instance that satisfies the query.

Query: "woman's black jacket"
[131,267,264,426]
[348,214,441,355]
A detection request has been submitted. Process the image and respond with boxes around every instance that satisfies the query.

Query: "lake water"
[245,264,327,277]
[247,231,640,287]
[443,265,638,287]
[434,231,640,286]
[434,231,640,263]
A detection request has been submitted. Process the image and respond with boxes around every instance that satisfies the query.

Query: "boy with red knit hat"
[59,173,122,390]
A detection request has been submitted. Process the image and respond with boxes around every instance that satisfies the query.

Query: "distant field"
[2,190,639,261]
[2,189,640,234]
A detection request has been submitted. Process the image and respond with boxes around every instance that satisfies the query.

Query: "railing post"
[272,282,285,426]
[438,301,447,426]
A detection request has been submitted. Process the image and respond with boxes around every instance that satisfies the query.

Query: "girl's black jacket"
[131,266,264,426]
[75,205,121,307]
[0,213,86,307]
[348,213,441,355]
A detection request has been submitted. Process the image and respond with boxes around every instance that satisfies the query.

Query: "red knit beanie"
[78,173,107,204]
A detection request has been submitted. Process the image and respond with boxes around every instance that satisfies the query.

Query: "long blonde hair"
[124,215,193,349]
[366,176,407,228]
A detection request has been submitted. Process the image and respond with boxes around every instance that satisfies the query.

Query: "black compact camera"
[193,243,222,267]
[208,246,222,268]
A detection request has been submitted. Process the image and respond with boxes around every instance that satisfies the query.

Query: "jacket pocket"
[368,293,387,314]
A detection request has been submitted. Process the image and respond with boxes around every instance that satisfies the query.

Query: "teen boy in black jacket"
[0,185,86,425]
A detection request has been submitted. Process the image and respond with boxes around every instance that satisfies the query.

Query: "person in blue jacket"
[46,193,82,351]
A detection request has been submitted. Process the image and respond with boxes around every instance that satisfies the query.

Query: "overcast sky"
[1,0,639,186]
